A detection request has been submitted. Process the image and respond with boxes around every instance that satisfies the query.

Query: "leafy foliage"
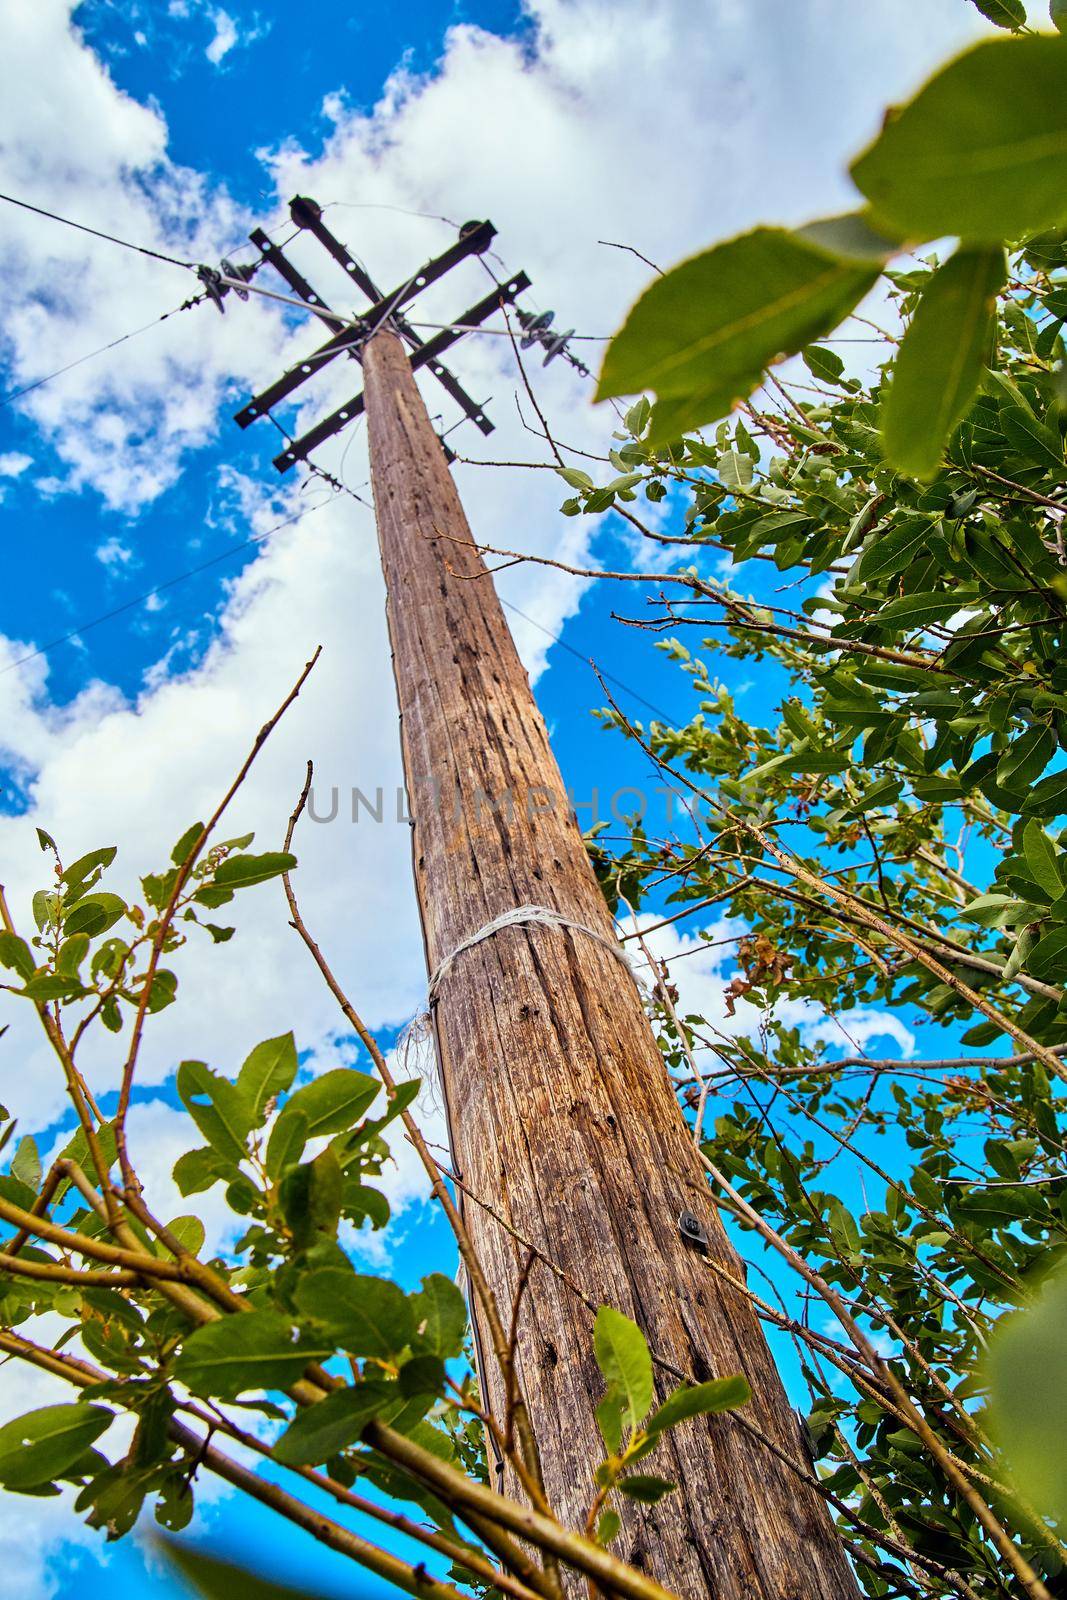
[0,806,723,1599]
[570,20,1067,1595]
[597,33,1067,475]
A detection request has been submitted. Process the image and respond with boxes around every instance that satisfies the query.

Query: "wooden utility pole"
[360,326,860,1599]
[229,201,860,1597]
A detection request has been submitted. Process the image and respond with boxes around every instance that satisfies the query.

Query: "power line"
[324,199,460,229]
[0,191,197,271]
[0,496,331,677]
[0,293,207,409]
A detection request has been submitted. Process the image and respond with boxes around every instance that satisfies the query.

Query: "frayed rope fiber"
[427,903,645,1003]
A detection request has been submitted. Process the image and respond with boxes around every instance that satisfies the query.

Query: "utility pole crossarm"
[272,270,529,471]
[233,199,505,462]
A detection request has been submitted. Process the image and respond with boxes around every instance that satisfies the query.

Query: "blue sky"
[0,1,996,1595]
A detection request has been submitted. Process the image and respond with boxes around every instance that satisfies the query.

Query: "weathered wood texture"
[363,326,860,1600]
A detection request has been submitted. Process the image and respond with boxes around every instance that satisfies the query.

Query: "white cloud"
[204,8,238,64]
[95,534,135,571]
[0,452,32,477]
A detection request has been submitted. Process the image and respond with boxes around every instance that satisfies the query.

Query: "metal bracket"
[271,270,530,473]
[678,1210,710,1252]
[233,198,512,467]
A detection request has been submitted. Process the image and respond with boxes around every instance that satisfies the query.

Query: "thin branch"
[114,647,322,1195]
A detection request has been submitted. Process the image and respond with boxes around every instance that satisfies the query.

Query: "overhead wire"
[0,293,208,409]
[406,319,605,341]
[0,190,197,271]
[0,494,333,678]
[324,199,461,229]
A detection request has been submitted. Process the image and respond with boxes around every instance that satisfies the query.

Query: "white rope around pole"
[427,903,645,1003]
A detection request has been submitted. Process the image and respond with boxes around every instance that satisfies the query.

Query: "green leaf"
[171,822,205,866]
[265,1108,308,1179]
[176,1061,253,1165]
[236,1032,298,1125]
[57,933,90,977]
[595,1391,624,1455]
[867,592,970,634]
[596,226,881,442]
[343,1181,390,1231]
[997,725,1055,793]
[717,448,754,492]
[272,1383,395,1467]
[851,37,1067,243]
[619,1474,676,1504]
[140,967,178,1014]
[411,1273,468,1359]
[985,1263,1067,1523]
[593,1307,654,1432]
[159,1539,339,1600]
[63,892,127,939]
[398,1353,446,1399]
[625,397,651,435]
[851,516,931,583]
[172,1146,239,1197]
[881,247,1006,478]
[10,1135,41,1190]
[168,1215,206,1256]
[555,466,594,491]
[596,1508,622,1546]
[174,1312,328,1400]
[32,889,60,931]
[1022,768,1067,818]
[993,374,1066,469]
[154,1475,194,1532]
[280,1150,343,1253]
[295,1270,415,1359]
[1026,926,1067,982]
[962,893,1028,929]
[21,973,86,1002]
[279,1068,380,1139]
[646,1375,751,1436]
[61,847,117,893]
[802,345,846,384]
[0,1404,113,1489]
[828,1198,863,1259]
[969,0,1025,27]
[0,932,34,983]
[1023,821,1064,900]
[1054,0,1067,36]
[214,852,297,890]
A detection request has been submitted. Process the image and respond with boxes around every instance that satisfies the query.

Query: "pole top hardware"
[220,258,255,300]
[516,308,590,377]
[232,196,532,473]
[198,258,257,313]
[678,1210,710,1251]
[289,195,324,230]
[196,263,229,313]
